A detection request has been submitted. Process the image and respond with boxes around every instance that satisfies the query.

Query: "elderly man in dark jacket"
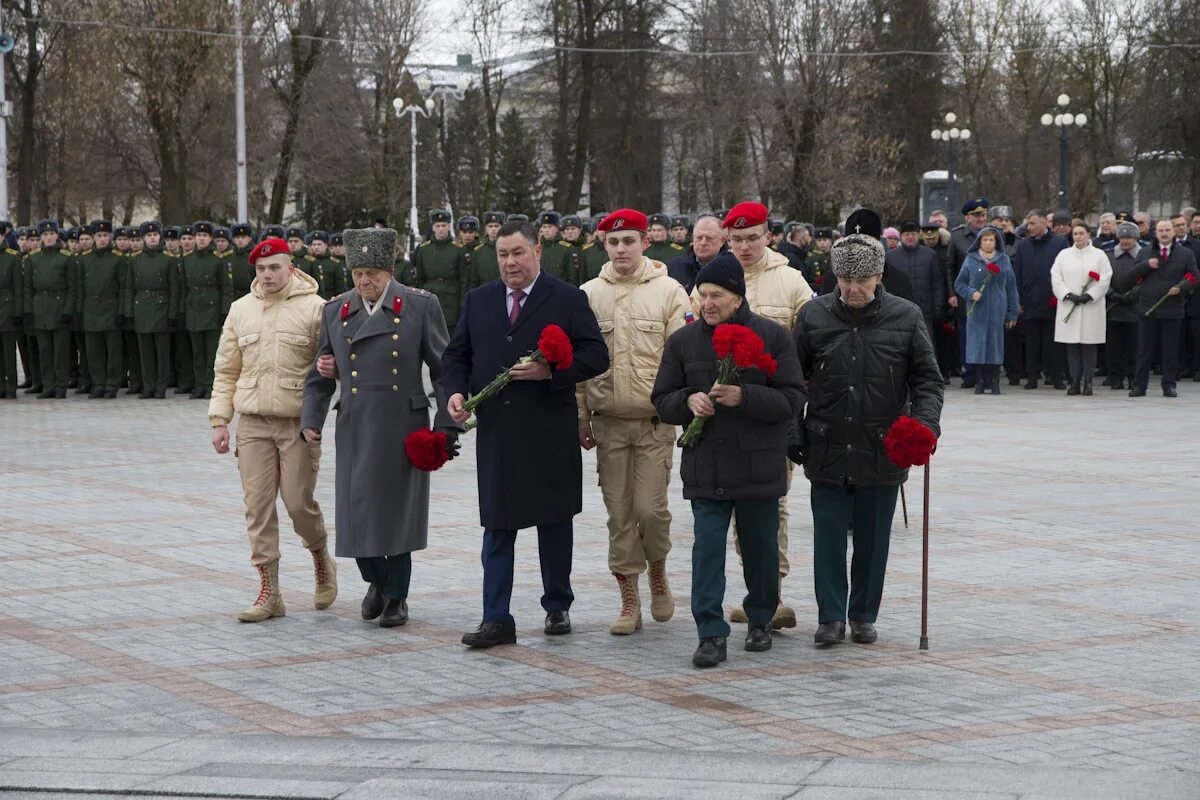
[885,220,945,341]
[666,214,726,293]
[444,220,608,648]
[1124,218,1200,396]
[792,209,944,646]
[1013,209,1069,389]
[1104,222,1143,390]
[302,228,462,627]
[653,252,806,668]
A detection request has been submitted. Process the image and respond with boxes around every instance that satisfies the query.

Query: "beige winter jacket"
[690,247,814,330]
[208,269,325,426]
[577,257,692,423]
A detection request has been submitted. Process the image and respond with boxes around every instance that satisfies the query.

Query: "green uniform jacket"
[124,248,180,334]
[0,247,22,332]
[645,241,686,264]
[301,253,342,299]
[412,238,465,329]
[226,246,255,306]
[181,248,232,331]
[332,256,351,295]
[77,246,126,331]
[24,247,76,330]
[580,242,607,285]
[469,239,498,289]
[539,238,570,282]
[558,242,589,286]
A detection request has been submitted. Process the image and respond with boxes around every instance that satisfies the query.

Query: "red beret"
[597,208,647,233]
[247,237,291,265]
[722,202,769,230]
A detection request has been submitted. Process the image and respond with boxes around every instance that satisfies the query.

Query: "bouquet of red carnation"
[679,323,777,447]
[1063,270,1102,322]
[461,324,574,419]
[967,262,1001,316]
[883,416,938,468]
[405,428,451,472]
[1145,273,1198,318]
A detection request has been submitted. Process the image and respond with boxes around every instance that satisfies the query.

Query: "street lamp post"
[930,112,972,226]
[392,96,434,253]
[419,77,470,219]
[1040,94,1087,212]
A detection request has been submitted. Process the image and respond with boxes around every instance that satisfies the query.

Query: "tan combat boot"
[771,575,796,630]
[238,561,285,623]
[609,573,642,635]
[730,606,748,623]
[648,559,675,622]
[310,546,338,610]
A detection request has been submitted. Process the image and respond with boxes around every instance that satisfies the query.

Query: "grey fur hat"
[830,234,886,279]
[343,227,397,270]
[1115,221,1140,239]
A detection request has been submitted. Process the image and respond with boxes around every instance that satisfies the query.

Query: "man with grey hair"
[667,214,726,293]
[302,228,461,628]
[791,208,944,646]
[1093,212,1118,253]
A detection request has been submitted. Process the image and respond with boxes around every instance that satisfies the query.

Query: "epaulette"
[473,243,485,251]
[28,247,40,254]
[330,256,341,263]
[557,240,572,248]
[60,249,71,256]
[80,248,93,256]
[4,248,17,255]
[325,292,349,305]
[581,243,593,250]
[216,250,231,257]
[303,254,317,261]
[130,249,143,256]
[419,241,431,248]
[405,286,432,297]
[452,242,463,248]
[670,243,684,250]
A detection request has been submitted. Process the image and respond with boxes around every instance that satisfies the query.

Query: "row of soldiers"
[0,219,360,399]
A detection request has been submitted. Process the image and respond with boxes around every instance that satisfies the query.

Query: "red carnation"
[1088,270,1101,282]
[680,323,778,446]
[1188,273,1198,286]
[756,353,778,377]
[883,416,938,468]
[1049,295,1058,307]
[986,262,1000,274]
[536,324,574,370]
[405,428,450,472]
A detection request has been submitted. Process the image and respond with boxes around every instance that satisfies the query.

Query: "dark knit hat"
[343,227,398,270]
[694,251,746,297]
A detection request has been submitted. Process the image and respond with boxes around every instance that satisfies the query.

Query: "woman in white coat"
[1051,223,1113,395]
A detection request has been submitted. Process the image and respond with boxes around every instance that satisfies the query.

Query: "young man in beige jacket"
[208,237,337,622]
[578,209,692,635]
[691,202,813,629]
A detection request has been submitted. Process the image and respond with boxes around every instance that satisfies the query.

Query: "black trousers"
[1135,318,1183,390]
[1004,324,1024,378]
[357,554,412,600]
[1105,321,1137,381]
[86,330,124,392]
[0,330,18,392]
[1022,319,1064,382]
[123,329,141,390]
[1185,316,1200,373]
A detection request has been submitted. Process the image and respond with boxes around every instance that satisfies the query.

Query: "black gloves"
[1064,293,1079,304]
[1078,293,1093,303]
[787,445,806,466]
[438,430,461,461]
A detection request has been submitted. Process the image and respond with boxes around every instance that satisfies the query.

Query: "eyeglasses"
[729,233,765,245]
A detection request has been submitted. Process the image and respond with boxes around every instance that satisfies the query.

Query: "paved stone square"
[1,384,1198,797]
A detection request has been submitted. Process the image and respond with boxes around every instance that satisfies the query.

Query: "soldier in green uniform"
[670,215,692,247]
[124,221,179,398]
[179,224,195,255]
[286,226,307,259]
[456,215,480,248]
[535,210,572,280]
[329,232,350,292]
[261,224,285,242]
[556,214,589,286]
[213,226,232,255]
[803,227,835,294]
[412,209,466,332]
[227,223,257,303]
[0,235,22,398]
[182,221,232,399]
[644,214,686,263]
[65,227,91,393]
[24,220,76,398]
[16,227,40,393]
[162,227,192,393]
[302,231,342,298]
[454,216,480,303]
[113,227,142,395]
[468,211,505,289]
[77,220,125,398]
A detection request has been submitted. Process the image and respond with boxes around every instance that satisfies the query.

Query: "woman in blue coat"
[955,226,1019,394]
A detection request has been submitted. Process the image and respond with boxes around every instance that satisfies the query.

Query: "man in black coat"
[444,220,609,647]
[791,210,944,646]
[652,252,806,668]
[777,223,808,272]
[1013,209,1069,389]
[1172,213,1200,378]
[1125,218,1200,397]
[885,220,945,342]
[1105,222,1142,390]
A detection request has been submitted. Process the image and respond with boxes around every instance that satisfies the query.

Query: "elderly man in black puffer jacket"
[653,252,806,669]
[791,209,944,647]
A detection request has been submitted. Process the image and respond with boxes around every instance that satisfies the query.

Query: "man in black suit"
[444,220,609,648]
[1127,219,1200,397]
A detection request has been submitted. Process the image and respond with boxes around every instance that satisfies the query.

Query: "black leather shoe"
[814,621,846,644]
[104,389,117,399]
[24,385,42,394]
[202,388,212,399]
[1164,386,1178,398]
[88,388,104,398]
[361,584,384,620]
[1053,379,1067,390]
[544,610,571,635]
[175,386,193,395]
[745,626,772,652]
[75,385,91,395]
[1110,378,1124,390]
[462,621,517,648]
[154,389,166,399]
[379,597,409,627]
[850,621,878,643]
[1066,380,1081,396]
[189,388,205,399]
[3,390,15,399]
[960,380,976,389]
[1129,387,1146,397]
[1082,380,1093,396]
[692,637,727,668]
[1008,375,1021,386]
[1193,374,1200,382]
[53,388,66,399]
[125,386,141,395]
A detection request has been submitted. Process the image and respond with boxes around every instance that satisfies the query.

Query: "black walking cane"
[919,462,930,651]
[900,484,909,528]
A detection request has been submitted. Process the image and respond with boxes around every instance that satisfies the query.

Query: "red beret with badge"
[597,208,647,233]
[248,237,291,265]
[722,202,769,230]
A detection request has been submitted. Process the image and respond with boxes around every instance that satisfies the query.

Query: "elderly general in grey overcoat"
[302,227,460,628]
